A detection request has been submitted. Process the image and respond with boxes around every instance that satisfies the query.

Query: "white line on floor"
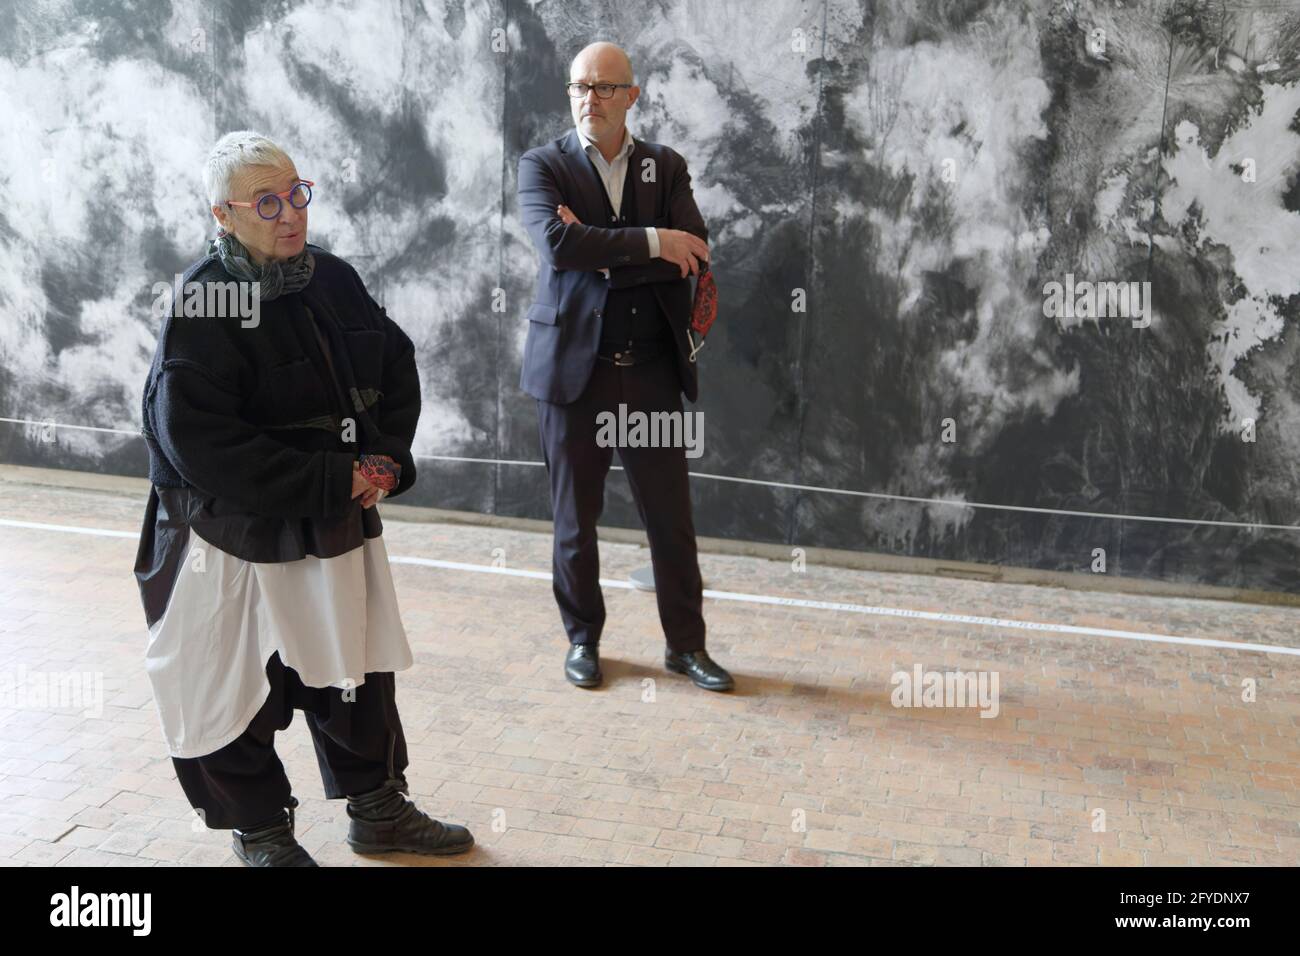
[0,518,138,539]
[7,518,1286,658]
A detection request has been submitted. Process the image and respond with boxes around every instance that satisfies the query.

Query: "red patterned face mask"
[358,454,400,492]
[687,261,717,362]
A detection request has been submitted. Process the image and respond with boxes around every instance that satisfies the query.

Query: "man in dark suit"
[517,41,733,692]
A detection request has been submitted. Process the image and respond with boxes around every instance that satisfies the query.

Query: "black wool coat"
[139,244,421,519]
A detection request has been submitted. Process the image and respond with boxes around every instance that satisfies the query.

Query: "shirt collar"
[575,123,634,162]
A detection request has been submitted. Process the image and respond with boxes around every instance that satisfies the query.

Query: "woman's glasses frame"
[225,180,314,221]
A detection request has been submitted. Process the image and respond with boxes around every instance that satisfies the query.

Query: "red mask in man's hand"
[687,261,717,361]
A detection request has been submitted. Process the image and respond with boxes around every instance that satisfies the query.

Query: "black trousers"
[172,652,408,830]
[536,354,706,653]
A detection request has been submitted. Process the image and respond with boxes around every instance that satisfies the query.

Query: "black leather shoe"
[665,649,734,691]
[565,643,602,687]
[346,780,474,856]
[232,797,318,867]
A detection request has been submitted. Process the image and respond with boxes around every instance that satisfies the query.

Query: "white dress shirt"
[574,123,660,276]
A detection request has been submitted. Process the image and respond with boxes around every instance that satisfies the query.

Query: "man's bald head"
[568,41,641,157]
[570,41,634,84]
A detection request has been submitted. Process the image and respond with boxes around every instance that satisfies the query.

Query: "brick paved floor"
[0,476,1296,866]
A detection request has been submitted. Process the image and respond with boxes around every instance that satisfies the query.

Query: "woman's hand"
[351,461,385,509]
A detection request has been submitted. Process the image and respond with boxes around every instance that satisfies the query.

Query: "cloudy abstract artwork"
[2,0,1299,592]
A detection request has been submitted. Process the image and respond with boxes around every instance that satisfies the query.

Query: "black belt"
[597,338,670,366]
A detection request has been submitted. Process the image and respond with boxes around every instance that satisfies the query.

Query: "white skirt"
[144,528,414,759]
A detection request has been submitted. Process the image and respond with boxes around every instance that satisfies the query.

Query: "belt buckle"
[611,348,635,366]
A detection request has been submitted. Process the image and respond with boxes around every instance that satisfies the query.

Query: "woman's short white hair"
[203,130,295,208]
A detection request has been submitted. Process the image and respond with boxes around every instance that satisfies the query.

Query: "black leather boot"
[232,796,318,867]
[346,778,474,856]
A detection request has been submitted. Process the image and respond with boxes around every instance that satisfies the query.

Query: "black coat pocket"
[261,357,331,425]
[342,328,386,391]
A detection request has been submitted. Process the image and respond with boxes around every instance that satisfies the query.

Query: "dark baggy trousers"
[536,353,706,653]
[171,651,408,830]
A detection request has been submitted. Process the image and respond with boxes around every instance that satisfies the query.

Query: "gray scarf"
[209,232,315,301]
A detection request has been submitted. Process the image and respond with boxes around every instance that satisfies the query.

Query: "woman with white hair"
[133,130,472,866]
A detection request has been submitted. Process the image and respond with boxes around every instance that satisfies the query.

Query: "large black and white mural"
[3,0,1300,592]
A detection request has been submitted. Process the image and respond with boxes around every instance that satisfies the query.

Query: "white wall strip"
[3,517,1293,658]
[2,415,1297,532]
[0,418,138,437]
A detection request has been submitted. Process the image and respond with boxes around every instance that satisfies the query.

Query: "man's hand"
[657,228,709,278]
[557,204,612,278]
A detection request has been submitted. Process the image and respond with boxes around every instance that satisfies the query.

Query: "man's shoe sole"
[565,672,602,688]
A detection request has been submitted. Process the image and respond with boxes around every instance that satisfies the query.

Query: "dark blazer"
[517,129,709,405]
